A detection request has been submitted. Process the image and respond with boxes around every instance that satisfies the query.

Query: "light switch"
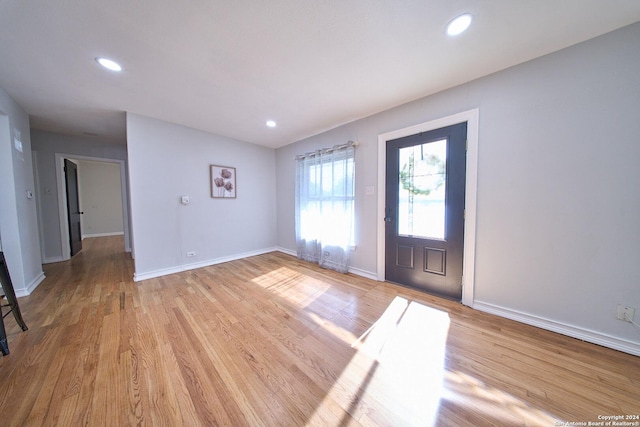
[181,195,190,205]
[365,185,375,196]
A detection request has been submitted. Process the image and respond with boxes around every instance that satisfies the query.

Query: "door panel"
[64,159,83,256]
[385,122,466,299]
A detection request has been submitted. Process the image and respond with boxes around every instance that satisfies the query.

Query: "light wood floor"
[1,236,639,426]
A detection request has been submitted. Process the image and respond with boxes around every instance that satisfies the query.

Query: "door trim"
[64,159,83,256]
[55,153,131,261]
[377,109,479,306]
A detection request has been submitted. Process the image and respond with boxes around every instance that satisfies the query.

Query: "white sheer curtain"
[295,142,355,273]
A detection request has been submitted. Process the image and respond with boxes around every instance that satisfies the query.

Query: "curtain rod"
[295,140,358,160]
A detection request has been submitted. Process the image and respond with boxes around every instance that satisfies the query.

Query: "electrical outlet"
[186,251,196,257]
[616,304,635,322]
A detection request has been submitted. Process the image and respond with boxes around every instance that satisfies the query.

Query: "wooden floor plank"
[1,236,639,426]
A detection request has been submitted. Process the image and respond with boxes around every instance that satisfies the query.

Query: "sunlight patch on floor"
[251,267,330,308]
[355,297,449,425]
[306,295,559,425]
[308,312,359,345]
[308,297,449,425]
[443,370,558,425]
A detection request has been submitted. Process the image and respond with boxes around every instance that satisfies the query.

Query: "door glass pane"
[398,139,447,239]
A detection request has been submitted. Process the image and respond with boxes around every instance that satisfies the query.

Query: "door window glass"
[397,139,447,239]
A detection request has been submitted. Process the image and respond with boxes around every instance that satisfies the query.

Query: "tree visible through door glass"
[397,139,447,240]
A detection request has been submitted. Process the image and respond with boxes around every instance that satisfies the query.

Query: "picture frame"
[210,165,237,198]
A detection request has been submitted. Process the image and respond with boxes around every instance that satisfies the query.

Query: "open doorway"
[55,153,131,261]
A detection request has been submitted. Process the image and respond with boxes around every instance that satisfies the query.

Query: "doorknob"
[384,207,393,222]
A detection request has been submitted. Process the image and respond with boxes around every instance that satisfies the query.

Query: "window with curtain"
[295,142,355,273]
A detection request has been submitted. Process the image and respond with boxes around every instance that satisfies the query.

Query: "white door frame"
[377,109,479,306]
[55,152,131,260]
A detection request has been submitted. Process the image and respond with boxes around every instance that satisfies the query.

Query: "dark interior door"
[64,159,83,256]
[385,122,467,299]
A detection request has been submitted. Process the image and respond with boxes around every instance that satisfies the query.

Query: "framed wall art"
[210,165,236,198]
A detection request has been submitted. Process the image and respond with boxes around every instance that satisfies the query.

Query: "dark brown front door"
[64,159,83,256]
[385,122,466,299]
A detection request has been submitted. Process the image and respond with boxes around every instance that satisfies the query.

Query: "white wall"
[127,113,277,280]
[0,88,45,296]
[78,160,124,237]
[31,130,129,262]
[275,23,640,354]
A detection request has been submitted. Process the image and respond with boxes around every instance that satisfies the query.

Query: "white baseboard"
[134,246,380,284]
[472,301,640,357]
[275,246,296,257]
[42,256,67,264]
[275,247,378,280]
[15,271,46,297]
[348,266,378,281]
[82,232,124,239]
[133,247,279,282]
[275,246,378,281]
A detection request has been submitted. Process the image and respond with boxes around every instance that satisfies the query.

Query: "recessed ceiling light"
[446,13,473,36]
[96,57,122,72]
[266,120,277,128]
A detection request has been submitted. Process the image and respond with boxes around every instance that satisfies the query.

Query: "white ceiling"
[1,1,639,148]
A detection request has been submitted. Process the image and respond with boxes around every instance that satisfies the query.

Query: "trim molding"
[55,153,131,261]
[15,271,46,297]
[348,266,378,281]
[42,256,66,265]
[275,246,296,257]
[377,109,480,306]
[275,247,378,280]
[473,301,640,357]
[133,247,279,282]
[83,232,125,239]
